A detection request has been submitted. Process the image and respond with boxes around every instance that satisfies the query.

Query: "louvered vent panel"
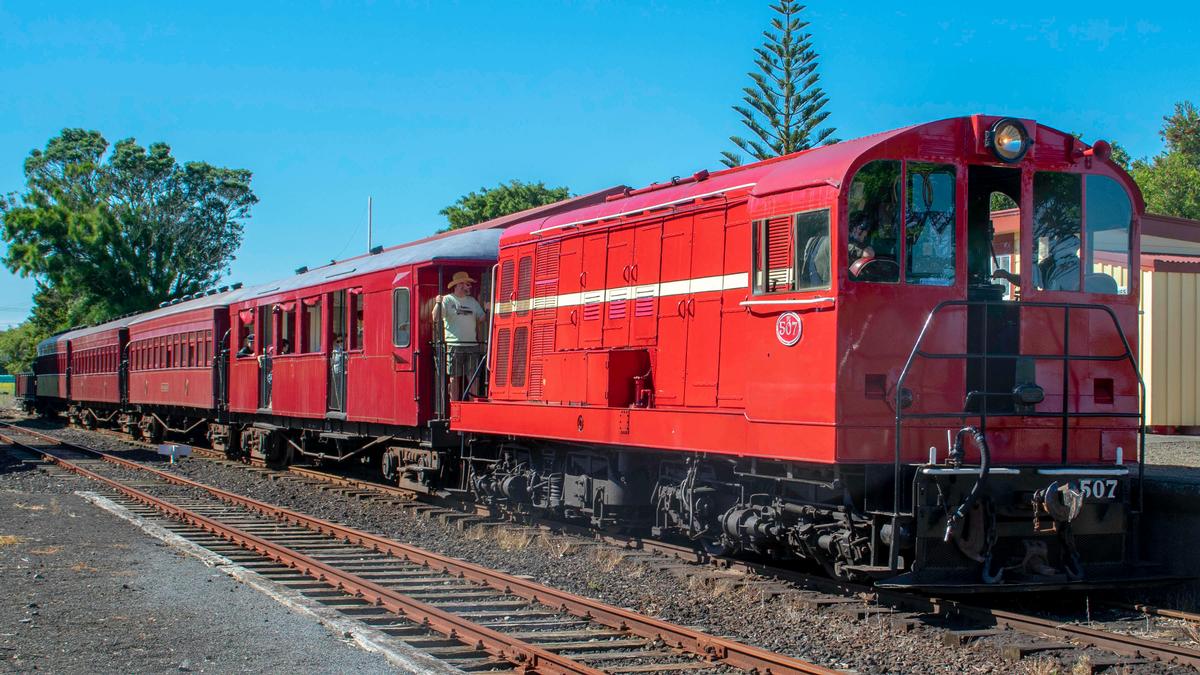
[533,279,557,319]
[527,323,555,400]
[582,291,603,322]
[633,286,656,317]
[493,328,511,387]
[765,215,794,292]
[510,326,529,388]
[535,241,561,278]
[516,256,533,316]
[608,288,628,319]
[498,259,516,308]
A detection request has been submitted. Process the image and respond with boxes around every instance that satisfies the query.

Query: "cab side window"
[752,209,831,293]
[847,160,902,282]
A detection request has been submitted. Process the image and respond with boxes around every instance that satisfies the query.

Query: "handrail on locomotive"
[889,297,1147,573]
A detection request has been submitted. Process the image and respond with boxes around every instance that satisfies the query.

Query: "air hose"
[943,425,992,542]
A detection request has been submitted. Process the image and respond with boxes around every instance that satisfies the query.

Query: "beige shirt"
[441,294,484,344]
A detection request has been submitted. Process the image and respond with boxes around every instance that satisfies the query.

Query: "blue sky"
[1,1,1195,328]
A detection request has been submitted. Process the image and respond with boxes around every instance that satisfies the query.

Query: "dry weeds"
[0,534,24,546]
[537,532,577,558]
[1183,621,1200,645]
[588,546,627,573]
[493,527,535,552]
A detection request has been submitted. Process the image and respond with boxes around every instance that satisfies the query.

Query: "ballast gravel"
[0,448,403,674]
[34,423,1189,675]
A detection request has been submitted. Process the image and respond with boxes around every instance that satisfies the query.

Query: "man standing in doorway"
[434,271,486,402]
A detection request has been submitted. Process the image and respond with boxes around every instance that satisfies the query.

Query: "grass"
[0,535,24,547]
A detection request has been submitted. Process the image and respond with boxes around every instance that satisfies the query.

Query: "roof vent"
[370,245,383,255]
[295,265,309,274]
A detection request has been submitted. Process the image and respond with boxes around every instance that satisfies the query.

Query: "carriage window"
[1084,175,1132,295]
[392,288,411,347]
[1033,172,1082,292]
[351,290,365,350]
[906,163,956,285]
[331,290,347,349]
[238,312,255,357]
[302,298,322,353]
[847,160,901,282]
[261,305,275,353]
[279,304,295,355]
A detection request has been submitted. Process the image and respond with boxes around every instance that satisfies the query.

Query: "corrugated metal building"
[993,210,1200,431]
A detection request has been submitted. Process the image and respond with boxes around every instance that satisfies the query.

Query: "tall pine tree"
[722,1,836,168]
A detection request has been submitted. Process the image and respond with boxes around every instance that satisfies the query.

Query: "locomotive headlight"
[986,118,1030,163]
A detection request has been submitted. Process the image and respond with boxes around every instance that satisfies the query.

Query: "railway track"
[10,418,1200,671]
[0,422,833,675]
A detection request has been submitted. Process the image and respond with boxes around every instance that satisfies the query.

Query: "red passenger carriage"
[124,289,240,442]
[63,316,133,428]
[220,227,503,467]
[14,373,36,413]
[33,334,70,411]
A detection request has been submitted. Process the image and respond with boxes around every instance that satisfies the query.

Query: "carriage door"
[327,290,348,413]
[258,304,274,410]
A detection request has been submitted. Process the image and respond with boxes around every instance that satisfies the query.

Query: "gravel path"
[0,451,403,674]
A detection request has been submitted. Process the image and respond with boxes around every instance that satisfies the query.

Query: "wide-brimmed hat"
[447,271,477,289]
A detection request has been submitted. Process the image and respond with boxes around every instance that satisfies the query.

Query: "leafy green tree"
[0,321,43,375]
[440,180,570,231]
[1,129,258,328]
[721,1,836,168]
[1129,101,1200,220]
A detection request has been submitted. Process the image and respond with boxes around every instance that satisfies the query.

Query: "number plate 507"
[1079,478,1119,500]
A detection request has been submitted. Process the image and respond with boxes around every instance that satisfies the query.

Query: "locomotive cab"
[837,118,1151,589]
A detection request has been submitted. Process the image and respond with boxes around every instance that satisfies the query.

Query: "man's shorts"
[446,343,483,378]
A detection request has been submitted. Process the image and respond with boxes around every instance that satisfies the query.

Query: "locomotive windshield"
[849,160,1133,295]
[1032,172,1132,294]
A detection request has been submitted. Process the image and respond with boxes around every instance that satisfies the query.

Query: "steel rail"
[1103,601,1200,624]
[0,423,835,675]
[0,431,601,675]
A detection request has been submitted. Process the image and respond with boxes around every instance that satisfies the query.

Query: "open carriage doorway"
[258,304,274,410]
[327,289,349,414]
[426,264,493,420]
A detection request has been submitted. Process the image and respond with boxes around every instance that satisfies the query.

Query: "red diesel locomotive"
[27,115,1157,590]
